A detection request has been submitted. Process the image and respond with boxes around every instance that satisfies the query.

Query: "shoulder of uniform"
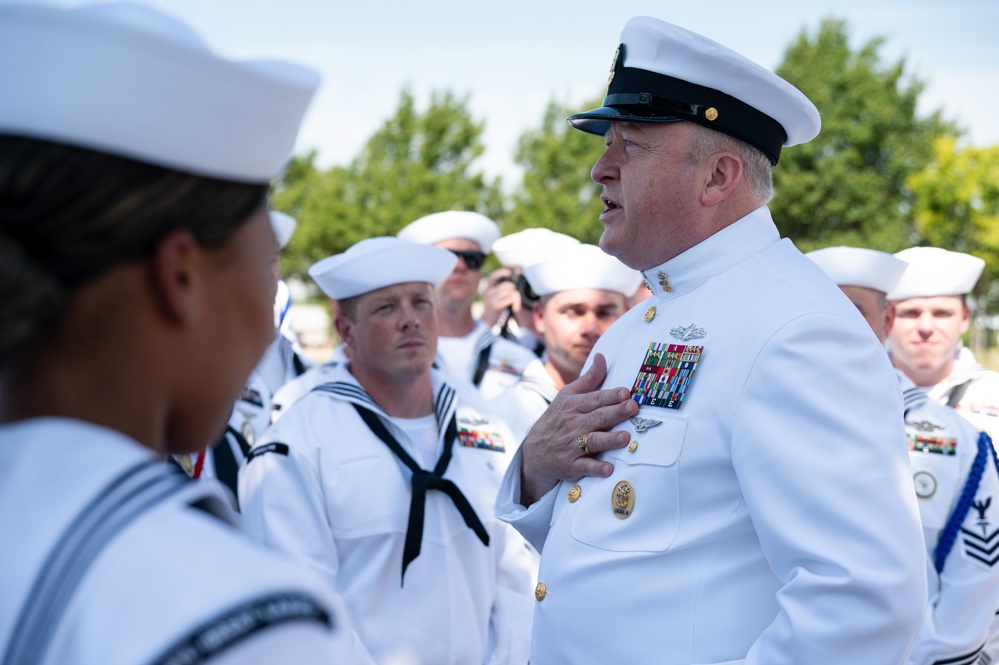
[244,442,290,466]
[150,591,335,665]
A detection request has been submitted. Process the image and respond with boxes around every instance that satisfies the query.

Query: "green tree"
[272,89,503,278]
[773,17,956,252]
[908,136,999,311]
[506,97,606,243]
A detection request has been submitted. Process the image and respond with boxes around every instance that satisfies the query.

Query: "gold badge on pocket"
[611,480,635,519]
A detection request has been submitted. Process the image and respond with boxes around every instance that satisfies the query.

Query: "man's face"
[535,289,627,383]
[839,285,893,344]
[591,121,706,270]
[337,282,438,383]
[434,237,483,308]
[888,295,969,383]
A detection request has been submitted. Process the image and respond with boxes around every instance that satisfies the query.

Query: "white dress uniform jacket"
[496,207,927,665]
[926,346,999,445]
[901,373,999,665]
[239,364,535,665]
[436,320,545,402]
[0,418,370,665]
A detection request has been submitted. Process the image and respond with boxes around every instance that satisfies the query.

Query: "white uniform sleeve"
[494,445,560,553]
[733,313,927,664]
[908,431,999,665]
[239,409,341,589]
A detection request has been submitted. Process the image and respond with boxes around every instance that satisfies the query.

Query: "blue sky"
[28,0,999,182]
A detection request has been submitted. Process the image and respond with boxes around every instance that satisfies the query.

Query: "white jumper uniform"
[926,346,999,446]
[436,320,544,402]
[0,418,369,665]
[496,208,927,665]
[490,361,558,445]
[901,373,999,665]
[239,364,535,665]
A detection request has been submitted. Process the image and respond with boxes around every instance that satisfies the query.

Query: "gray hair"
[685,125,773,203]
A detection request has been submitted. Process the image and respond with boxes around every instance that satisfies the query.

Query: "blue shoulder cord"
[934,431,998,573]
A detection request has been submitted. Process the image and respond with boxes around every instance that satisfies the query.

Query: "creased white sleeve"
[733,313,927,665]
[238,402,341,590]
[494,444,560,553]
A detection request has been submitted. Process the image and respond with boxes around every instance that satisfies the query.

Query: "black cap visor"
[567,105,684,137]
[566,46,788,164]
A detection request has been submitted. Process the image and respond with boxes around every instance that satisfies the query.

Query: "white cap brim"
[0,3,319,183]
[308,237,459,300]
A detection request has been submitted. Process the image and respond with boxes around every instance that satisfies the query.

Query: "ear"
[883,301,896,338]
[700,152,743,207]
[334,313,355,349]
[149,228,203,325]
[960,304,972,334]
[532,302,546,334]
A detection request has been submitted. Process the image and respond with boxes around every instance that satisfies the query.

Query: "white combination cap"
[308,237,458,300]
[0,3,319,183]
[568,16,821,164]
[491,228,581,269]
[805,247,908,294]
[887,247,986,301]
[269,211,297,249]
[396,211,500,252]
[525,244,644,297]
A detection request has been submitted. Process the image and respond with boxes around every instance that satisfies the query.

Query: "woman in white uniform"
[0,4,368,664]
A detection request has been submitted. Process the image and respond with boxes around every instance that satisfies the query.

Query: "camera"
[496,273,540,308]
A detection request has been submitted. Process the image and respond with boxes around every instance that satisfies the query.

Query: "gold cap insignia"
[608,45,622,86]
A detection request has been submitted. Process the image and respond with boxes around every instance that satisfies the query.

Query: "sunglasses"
[448,249,486,270]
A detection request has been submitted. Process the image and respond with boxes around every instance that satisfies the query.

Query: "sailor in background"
[496,15,926,664]
[176,210,315,506]
[492,243,642,443]
[0,3,366,663]
[888,247,999,445]
[398,211,543,402]
[239,237,534,665]
[809,246,999,665]
[481,228,581,356]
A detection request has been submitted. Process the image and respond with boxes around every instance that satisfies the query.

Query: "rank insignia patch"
[458,426,506,453]
[631,342,702,410]
[962,498,999,567]
[907,434,957,455]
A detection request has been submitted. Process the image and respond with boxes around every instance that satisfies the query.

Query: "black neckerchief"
[351,404,490,584]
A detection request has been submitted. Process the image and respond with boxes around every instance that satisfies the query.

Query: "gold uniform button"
[535,582,547,601]
[628,441,638,453]
[567,485,582,502]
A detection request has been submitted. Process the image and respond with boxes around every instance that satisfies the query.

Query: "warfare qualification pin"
[630,417,662,433]
[611,480,635,519]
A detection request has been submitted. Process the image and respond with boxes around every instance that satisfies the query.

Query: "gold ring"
[575,433,589,452]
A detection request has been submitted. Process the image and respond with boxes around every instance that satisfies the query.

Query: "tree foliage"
[506,97,606,244]
[271,89,503,278]
[773,17,955,252]
[909,137,999,310]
